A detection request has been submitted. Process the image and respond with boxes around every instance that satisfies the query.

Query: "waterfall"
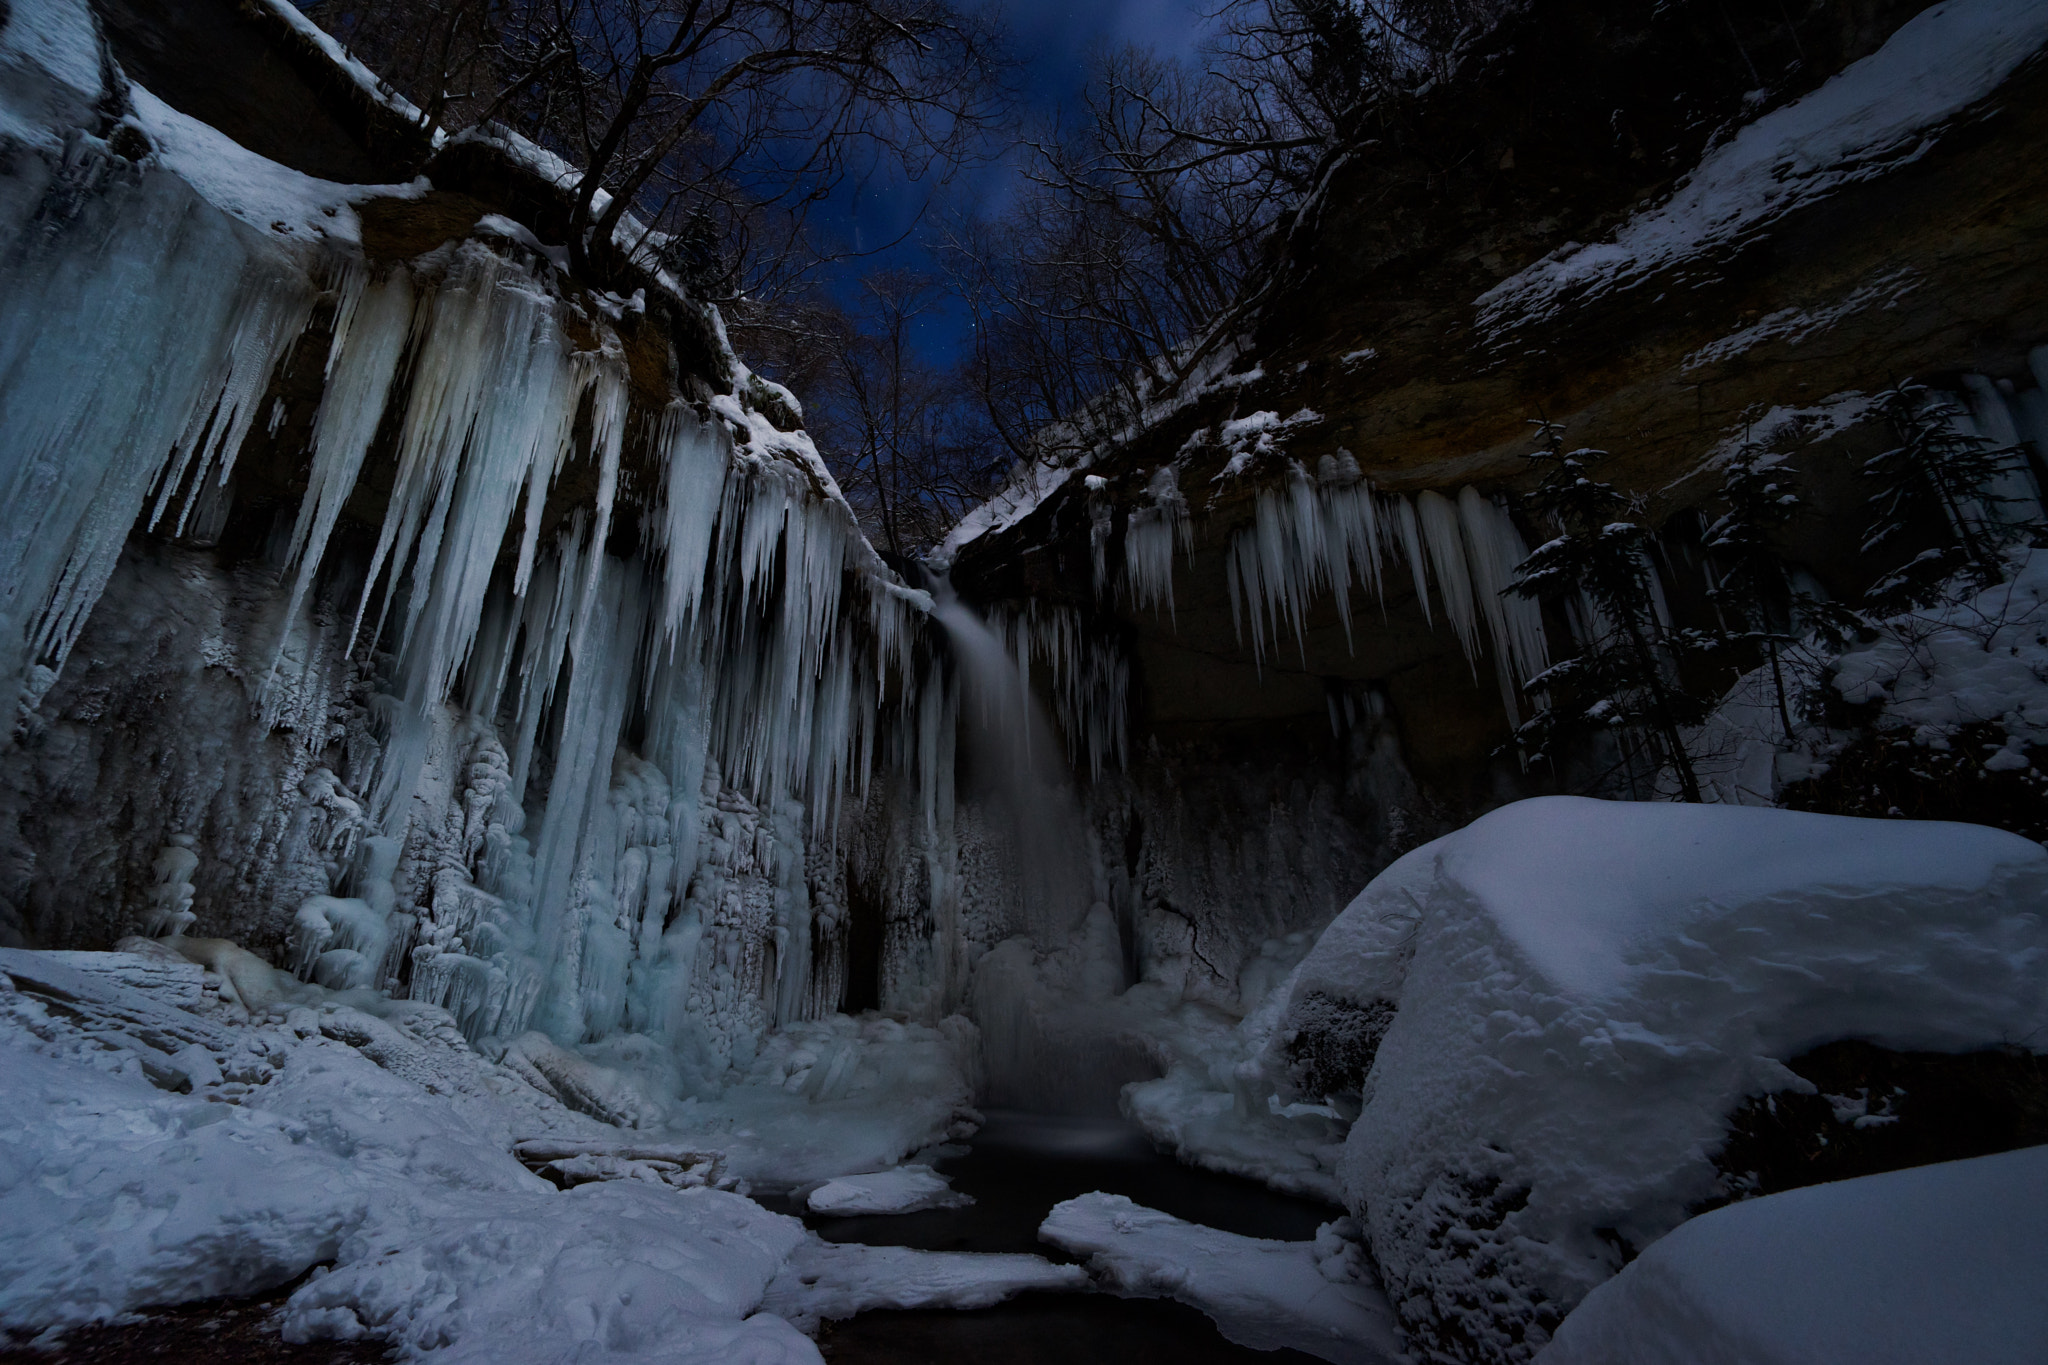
[929,580,1097,948]
[931,580,1154,1114]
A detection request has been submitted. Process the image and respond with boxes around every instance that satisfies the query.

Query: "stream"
[766,1110,1337,1363]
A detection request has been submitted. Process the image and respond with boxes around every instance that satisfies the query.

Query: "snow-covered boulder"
[1534,1143,2048,1365]
[1271,797,2047,1364]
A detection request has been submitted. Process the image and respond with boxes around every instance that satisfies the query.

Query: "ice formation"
[761,1240,1086,1332]
[802,1163,968,1215]
[0,0,966,1099]
[1266,797,2048,1361]
[0,946,810,1358]
[1219,453,1550,719]
[1121,464,1193,622]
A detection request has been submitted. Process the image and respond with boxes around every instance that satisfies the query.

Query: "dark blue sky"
[806,0,1214,365]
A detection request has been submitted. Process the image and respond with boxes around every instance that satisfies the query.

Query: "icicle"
[1391,495,1432,628]
[1218,468,1554,719]
[1122,465,1190,622]
[528,556,650,1041]
[1416,490,1479,671]
[149,264,318,539]
[267,266,415,690]
[1457,487,1550,723]
[655,404,731,647]
[0,163,320,708]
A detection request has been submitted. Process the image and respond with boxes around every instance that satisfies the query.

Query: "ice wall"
[0,14,949,1091]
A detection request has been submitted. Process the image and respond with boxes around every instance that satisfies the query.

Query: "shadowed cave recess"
[1,0,2046,1362]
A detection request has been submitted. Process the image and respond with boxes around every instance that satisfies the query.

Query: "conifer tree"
[1508,422,1712,801]
[1863,381,2045,612]
[1703,441,1804,740]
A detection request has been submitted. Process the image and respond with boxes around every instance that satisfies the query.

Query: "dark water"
[775,1110,1338,1363]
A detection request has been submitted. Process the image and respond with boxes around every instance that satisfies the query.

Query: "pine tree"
[1863,381,2046,612]
[1702,441,1804,740]
[1508,422,1712,801]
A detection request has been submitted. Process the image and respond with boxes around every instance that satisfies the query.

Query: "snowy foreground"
[1287,798,2048,1359]
[4,796,2046,1364]
[0,944,1384,1363]
[0,946,1068,1362]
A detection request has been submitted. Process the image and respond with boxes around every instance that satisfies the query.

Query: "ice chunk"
[1039,1193,1404,1364]
[804,1163,969,1215]
[761,1238,1088,1334]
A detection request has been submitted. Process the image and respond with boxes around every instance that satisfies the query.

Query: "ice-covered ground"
[1264,797,2048,1360]
[1536,1144,2048,1365]
[1040,1193,1404,1365]
[0,945,1032,1360]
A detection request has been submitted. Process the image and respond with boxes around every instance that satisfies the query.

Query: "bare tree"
[304,0,1007,295]
[941,0,1512,459]
[801,272,996,554]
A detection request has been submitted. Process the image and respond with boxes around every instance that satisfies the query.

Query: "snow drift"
[1535,1143,2048,1365]
[1267,797,2047,1362]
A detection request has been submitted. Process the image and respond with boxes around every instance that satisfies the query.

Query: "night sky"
[804,0,1216,366]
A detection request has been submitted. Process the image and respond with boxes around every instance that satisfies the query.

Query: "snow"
[1691,532,2048,806]
[1680,268,1920,371]
[1039,1193,1405,1364]
[127,86,424,248]
[1477,0,2048,334]
[1400,796,2036,998]
[935,453,1082,563]
[0,0,101,149]
[280,1184,817,1365]
[761,1239,1087,1333]
[248,0,432,132]
[1833,546,2048,762]
[1267,797,2048,1359]
[804,1163,968,1215]
[1536,1144,2048,1365]
[0,947,822,1362]
[1664,391,1874,492]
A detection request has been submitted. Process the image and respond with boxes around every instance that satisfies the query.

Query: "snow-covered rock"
[804,1163,967,1215]
[1535,1143,2048,1365]
[1272,797,2047,1363]
[1038,1193,1405,1364]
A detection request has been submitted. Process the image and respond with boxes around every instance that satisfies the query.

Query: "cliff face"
[0,0,949,1096]
[947,0,2048,815]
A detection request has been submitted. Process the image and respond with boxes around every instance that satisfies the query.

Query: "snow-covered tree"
[1702,442,1807,739]
[1508,422,1712,801]
[1862,381,2045,612]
